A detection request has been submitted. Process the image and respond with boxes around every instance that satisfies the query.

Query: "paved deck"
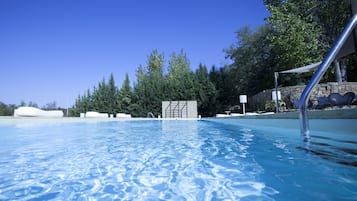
[221,108,357,119]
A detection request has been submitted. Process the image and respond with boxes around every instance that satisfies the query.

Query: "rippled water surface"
[0,119,356,200]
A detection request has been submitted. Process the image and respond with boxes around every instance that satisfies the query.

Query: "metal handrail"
[172,101,180,118]
[165,101,172,118]
[299,14,357,140]
[179,101,188,118]
[147,112,155,118]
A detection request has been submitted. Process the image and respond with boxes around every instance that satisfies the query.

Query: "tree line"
[69,50,217,117]
[2,0,356,117]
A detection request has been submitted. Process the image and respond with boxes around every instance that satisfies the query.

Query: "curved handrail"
[165,101,172,118]
[147,112,155,118]
[179,101,188,118]
[299,14,357,140]
[172,101,180,118]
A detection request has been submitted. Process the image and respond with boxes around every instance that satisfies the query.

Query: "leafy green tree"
[266,1,325,78]
[225,25,276,95]
[316,0,350,82]
[209,65,242,113]
[0,102,15,116]
[208,66,224,113]
[194,64,217,117]
[265,0,355,82]
[148,49,164,77]
[147,50,166,114]
[132,50,166,116]
[166,50,195,100]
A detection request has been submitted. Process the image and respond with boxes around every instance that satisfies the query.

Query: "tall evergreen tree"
[167,50,195,100]
[107,73,119,114]
[147,50,166,114]
[119,73,133,114]
[70,74,120,116]
[132,65,148,116]
[132,50,166,116]
[194,64,217,117]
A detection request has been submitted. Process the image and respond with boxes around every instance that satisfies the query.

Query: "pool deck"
[0,108,356,134]
[0,117,201,127]
[205,108,357,135]
[217,108,357,119]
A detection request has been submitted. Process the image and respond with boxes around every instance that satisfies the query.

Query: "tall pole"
[241,103,245,115]
[274,72,279,113]
[239,95,247,115]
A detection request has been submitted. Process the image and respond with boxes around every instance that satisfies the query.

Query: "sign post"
[239,95,247,115]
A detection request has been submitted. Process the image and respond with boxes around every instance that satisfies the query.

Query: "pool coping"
[212,108,357,119]
[0,108,356,134]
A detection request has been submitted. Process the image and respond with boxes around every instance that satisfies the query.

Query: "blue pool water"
[0,119,356,200]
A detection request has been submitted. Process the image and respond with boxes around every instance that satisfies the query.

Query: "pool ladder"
[299,12,357,140]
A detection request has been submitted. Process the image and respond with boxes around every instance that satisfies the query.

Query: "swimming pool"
[0,118,356,200]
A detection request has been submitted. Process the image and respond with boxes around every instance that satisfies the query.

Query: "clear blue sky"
[0,0,269,107]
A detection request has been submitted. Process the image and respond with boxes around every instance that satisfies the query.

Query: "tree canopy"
[70,50,218,117]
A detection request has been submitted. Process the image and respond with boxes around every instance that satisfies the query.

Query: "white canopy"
[279,61,322,74]
[273,61,323,113]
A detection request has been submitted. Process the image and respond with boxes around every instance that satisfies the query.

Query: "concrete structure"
[162,100,197,118]
[116,113,132,118]
[14,106,63,117]
[85,111,108,118]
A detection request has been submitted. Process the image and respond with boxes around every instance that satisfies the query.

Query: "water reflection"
[298,131,357,167]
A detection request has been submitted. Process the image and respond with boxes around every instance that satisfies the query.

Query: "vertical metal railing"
[172,101,180,118]
[165,101,172,118]
[299,14,357,140]
[164,101,188,118]
[179,101,188,118]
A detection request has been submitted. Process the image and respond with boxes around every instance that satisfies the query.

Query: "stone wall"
[249,82,357,111]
